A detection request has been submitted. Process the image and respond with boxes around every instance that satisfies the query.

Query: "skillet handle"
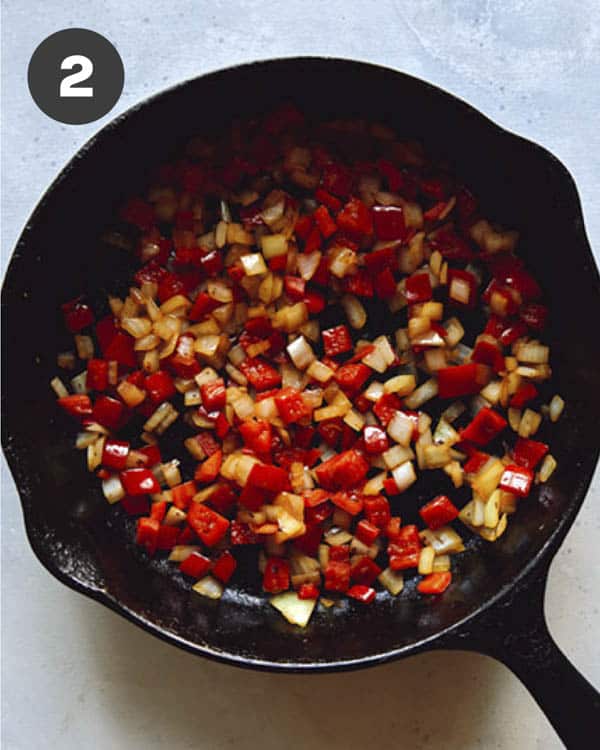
[447,568,600,747]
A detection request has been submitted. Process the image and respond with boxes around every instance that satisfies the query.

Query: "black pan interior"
[2,58,599,670]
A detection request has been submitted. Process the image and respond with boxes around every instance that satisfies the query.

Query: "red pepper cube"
[334,363,371,395]
[120,468,161,496]
[362,425,389,455]
[324,560,350,592]
[239,420,272,454]
[363,496,391,528]
[304,224,322,254]
[239,358,282,391]
[321,162,353,198]
[138,444,162,467]
[212,550,237,583]
[187,503,229,547]
[293,524,323,555]
[230,520,260,545]
[303,290,326,315]
[171,480,197,509]
[344,270,375,298]
[194,449,223,484]
[419,495,459,530]
[200,378,226,411]
[121,197,155,230]
[274,387,311,424]
[168,334,201,379]
[347,584,376,604]
[86,359,109,391]
[405,273,432,304]
[62,298,95,333]
[263,557,290,593]
[314,188,342,212]
[336,197,373,237]
[510,382,538,409]
[298,582,320,600]
[350,556,382,586]
[472,339,505,374]
[58,394,93,420]
[313,205,337,238]
[512,438,548,470]
[417,572,452,595]
[355,519,380,546]
[144,370,176,405]
[102,439,130,470]
[199,249,223,277]
[248,463,290,492]
[463,450,491,475]
[121,495,150,516]
[189,292,220,322]
[92,395,125,430]
[460,407,507,446]
[136,517,160,555]
[331,491,363,516]
[388,524,421,570]
[437,363,491,399]
[371,205,406,241]
[374,267,397,299]
[448,268,478,307]
[520,303,548,331]
[372,393,402,426]
[377,159,404,192]
[284,275,306,301]
[150,500,167,523]
[295,214,314,240]
[322,325,353,357]
[180,551,212,579]
[157,524,181,550]
[499,464,534,497]
[314,449,369,491]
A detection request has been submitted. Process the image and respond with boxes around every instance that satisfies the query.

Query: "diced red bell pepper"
[388,524,421,570]
[385,516,402,540]
[512,438,549,470]
[447,268,478,308]
[62,298,95,333]
[247,463,290,492]
[362,425,389,454]
[304,224,322,254]
[239,420,272,454]
[428,229,473,261]
[157,273,186,303]
[120,468,161,496]
[212,550,237,583]
[138,444,162,467]
[177,525,195,545]
[383,477,401,496]
[215,412,230,440]
[168,334,200,379]
[180,551,212,578]
[239,358,282,391]
[303,289,326,314]
[274,387,311,424]
[86,359,109,391]
[499,320,529,346]
[189,292,220,321]
[373,267,397,299]
[322,325,353,357]
[293,523,323,555]
[419,495,459,530]
[295,214,314,240]
[499,464,534,497]
[371,205,406,241]
[324,560,350,592]
[194,431,220,457]
[121,197,155,230]
[58,394,93,420]
[472,339,505,373]
[315,449,369,491]
[284,275,306,301]
[92,395,125,430]
[317,418,343,448]
[171,480,197,509]
[343,270,374,298]
[336,197,373,237]
[520,303,548,331]
[417,572,452,594]
[199,249,223,277]
[304,501,333,526]
[363,495,391,529]
[510,382,538,409]
[104,330,137,369]
[372,393,402,426]
[334,363,371,394]
[102,439,130,470]
[195,449,223,483]
[463,450,490,474]
[315,188,342,212]
[121,495,150,516]
[350,556,382,585]
[230,519,259,545]
[298,582,320,600]
[331,491,363,516]
[313,205,337,238]
[295,425,316,449]
[364,244,397,273]
[405,273,432,304]
[187,503,229,546]
[377,158,404,192]
[151,500,168,523]
[157,524,181,550]
[347,584,376,604]
[437,363,491,399]
[200,378,226,411]
[355,519,381,546]
[136,517,160,555]
[263,557,290,593]
[496,265,541,302]
[144,370,176,405]
[460,407,507,445]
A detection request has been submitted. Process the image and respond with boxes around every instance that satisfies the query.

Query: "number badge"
[28,28,124,124]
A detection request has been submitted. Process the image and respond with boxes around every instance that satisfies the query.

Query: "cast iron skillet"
[2,58,600,746]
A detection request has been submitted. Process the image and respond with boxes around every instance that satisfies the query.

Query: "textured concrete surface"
[1,2,599,748]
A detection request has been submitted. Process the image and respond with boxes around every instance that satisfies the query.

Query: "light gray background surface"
[2,2,599,748]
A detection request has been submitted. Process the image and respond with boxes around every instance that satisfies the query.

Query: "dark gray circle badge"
[28,28,124,125]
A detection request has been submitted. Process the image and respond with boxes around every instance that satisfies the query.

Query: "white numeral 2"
[59,55,94,98]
